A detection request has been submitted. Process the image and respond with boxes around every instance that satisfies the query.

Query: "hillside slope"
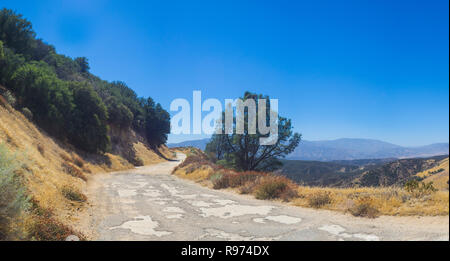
[0,102,171,239]
[279,155,448,188]
[416,157,449,190]
[353,156,447,187]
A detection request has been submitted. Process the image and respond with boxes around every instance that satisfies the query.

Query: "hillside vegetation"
[0,98,172,240]
[0,8,170,158]
[173,147,448,217]
[415,157,449,190]
[0,9,174,240]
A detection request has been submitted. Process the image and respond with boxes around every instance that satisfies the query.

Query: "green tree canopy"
[68,82,110,153]
[206,91,301,171]
[0,8,171,155]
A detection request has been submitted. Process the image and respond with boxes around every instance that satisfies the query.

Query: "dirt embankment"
[0,103,172,240]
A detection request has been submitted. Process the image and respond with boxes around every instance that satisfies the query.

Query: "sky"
[2,0,449,146]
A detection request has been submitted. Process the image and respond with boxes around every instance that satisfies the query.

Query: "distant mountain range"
[168,138,449,161]
[278,155,449,188]
[287,138,449,161]
[168,139,210,150]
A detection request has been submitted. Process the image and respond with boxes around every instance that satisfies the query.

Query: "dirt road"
[77,153,449,241]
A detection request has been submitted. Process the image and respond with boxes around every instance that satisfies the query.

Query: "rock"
[65,235,80,241]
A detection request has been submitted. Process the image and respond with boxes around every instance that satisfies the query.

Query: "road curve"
[78,153,449,241]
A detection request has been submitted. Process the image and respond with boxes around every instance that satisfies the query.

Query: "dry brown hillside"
[416,157,449,191]
[0,102,172,240]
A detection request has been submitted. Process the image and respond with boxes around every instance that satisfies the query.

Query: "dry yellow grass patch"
[0,106,85,220]
[1,104,172,238]
[292,186,449,216]
[134,142,173,165]
[416,157,449,190]
[173,164,215,182]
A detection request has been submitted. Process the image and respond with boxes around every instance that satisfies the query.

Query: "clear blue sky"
[3,0,449,146]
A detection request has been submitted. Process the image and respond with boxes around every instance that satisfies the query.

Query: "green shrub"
[404,180,437,198]
[0,144,30,240]
[429,168,445,175]
[209,172,223,184]
[255,182,286,200]
[2,90,16,106]
[21,107,33,120]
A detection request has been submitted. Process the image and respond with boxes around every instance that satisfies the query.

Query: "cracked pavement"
[79,153,449,241]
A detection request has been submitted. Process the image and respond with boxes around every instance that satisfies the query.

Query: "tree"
[68,82,110,153]
[205,92,301,171]
[32,39,55,61]
[75,57,90,73]
[205,132,229,161]
[144,98,170,148]
[0,42,25,86]
[0,40,4,59]
[10,61,74,136]
[105,96,133,129]
[0,8,36,59]
[1,8,172,153]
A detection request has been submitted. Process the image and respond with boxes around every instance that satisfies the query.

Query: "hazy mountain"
[169,137,449,161]
[287,138,449,161]
[168,138,210,150]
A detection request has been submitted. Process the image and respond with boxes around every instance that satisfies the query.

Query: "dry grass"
[293,186,449,216]
[62,162,87,181]
[307,191,333,208]
[0,105,170,240]
[61,186,87,202]
[416,157,449,191]
[173,151,449,217]
[26,200,85,241]
[134,142,172,165]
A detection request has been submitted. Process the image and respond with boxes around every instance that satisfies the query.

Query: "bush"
[429,168,445,175]
[61,186,86,202]
[3,90,16,106]
[212,171,266,189]
[404,180,437,198]
[0,144,30,240]
[254,176,297,201]
[307,192,332,208]
[348,197,379,218]
[209,172,223,184]
[21,107,33,120]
